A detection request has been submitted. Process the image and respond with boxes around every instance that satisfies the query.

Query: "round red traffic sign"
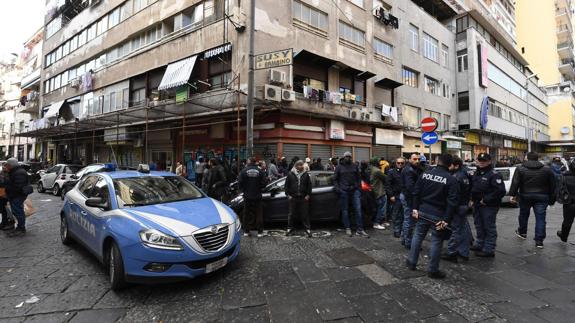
[421,117,438,132]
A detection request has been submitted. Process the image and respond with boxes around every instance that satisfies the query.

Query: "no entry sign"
[421,117,438,133]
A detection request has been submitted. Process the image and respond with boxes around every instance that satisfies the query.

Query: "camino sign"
[255,48,293,70]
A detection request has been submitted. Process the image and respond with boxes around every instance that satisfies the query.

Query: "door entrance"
[151,151,173,172]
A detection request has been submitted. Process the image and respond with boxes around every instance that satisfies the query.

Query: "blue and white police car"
[60,164,241,290]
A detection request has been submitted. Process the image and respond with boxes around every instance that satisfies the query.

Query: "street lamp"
[525,73,537,153]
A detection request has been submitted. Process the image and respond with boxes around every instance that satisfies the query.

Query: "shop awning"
[158,55,198,91]
[294,49,337,68]
[375,77,403,89]
[44,100,67,119]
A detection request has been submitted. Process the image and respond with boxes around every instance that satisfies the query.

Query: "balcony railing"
[557,41,574,50]
[557,24,572,33]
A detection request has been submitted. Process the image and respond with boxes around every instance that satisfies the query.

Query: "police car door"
[67,175,99,252]
[81,176,111,255]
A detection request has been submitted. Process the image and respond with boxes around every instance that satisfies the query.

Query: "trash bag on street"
[24,199,36,217]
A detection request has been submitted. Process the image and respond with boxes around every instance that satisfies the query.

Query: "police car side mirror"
[85,197,109,210]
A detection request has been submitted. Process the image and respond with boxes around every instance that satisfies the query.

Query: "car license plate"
[205,257,228,273]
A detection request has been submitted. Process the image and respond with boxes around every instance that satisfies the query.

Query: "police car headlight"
[139,229,183,251]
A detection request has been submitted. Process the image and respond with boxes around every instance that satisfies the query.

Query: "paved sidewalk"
[1,193,574,322]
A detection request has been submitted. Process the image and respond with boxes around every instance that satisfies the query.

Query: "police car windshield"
[113,176,203,207]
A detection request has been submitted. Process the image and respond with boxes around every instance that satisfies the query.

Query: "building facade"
[516,0,575,157]
[18,0,550,168]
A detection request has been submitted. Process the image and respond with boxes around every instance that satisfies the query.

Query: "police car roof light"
[103,163,116,171]
[138,164,150,173]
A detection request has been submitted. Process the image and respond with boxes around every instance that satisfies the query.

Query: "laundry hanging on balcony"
[158,55,199,91]
[380,104,398,122]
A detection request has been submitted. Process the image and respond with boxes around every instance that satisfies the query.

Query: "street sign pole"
[420,117,439,161]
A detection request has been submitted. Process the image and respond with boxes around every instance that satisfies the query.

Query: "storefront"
[372,128,403,160]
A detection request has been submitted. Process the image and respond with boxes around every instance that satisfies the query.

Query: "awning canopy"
[44,100,67,119]
[375,77,403,89]
[294,49,337,68]
[20,69,41,90]
[158,55,198,91]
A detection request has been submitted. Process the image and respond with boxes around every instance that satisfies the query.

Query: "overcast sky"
[0,0,44,56]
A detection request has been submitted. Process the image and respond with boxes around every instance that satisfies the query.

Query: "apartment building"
[516,0,575,157]
[453,0,550,161]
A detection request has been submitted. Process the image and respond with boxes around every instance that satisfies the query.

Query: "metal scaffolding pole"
[246,0,256,157]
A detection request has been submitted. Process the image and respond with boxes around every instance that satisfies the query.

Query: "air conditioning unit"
[269,69,286,84]
[70,78,81,89]
[349,108,362,120]
[361,112,371,121]
[264,84,281,102]
[281,89,295,101]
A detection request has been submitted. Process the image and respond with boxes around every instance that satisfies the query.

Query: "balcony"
[557,41,575,59]
[557,24,572,40]
[556,0,573,10]
[559,59,575,78]
[286,93,402,128]
[556,7,573,24]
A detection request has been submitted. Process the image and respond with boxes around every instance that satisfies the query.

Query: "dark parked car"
[60,164,107,200]
[228,171,341,222]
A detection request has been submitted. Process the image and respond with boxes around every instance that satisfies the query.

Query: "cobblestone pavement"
[1,192,575,322]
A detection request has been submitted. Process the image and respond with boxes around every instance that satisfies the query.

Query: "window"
[292,1,328,32]
[373,38,393,61]
[443,115,451,131]
[110,92,117,111]
[442,83,450,98]
[62,41,70,56]
[54,74,61,90]
[69,68,77,81]
[46,16,62,38]
[97,18,108,36]
[426,111,441,123]
[441,44,449,67]
[402,67,418,88]
[133,0,144,12]
[348,0,364,8]
[131,88,146,106]
[487,62,527,100]
[121,0,133,20]
[457,49,468,72]
[61,71,68,85]
[402,104,420,128]
[314,173,334,187]
[293,75,325,93]
[122,88,129,108]
[108,8,120,28]
[408,24,419,52]
[79,176,99,196]
[338,21,365,48]
[458,92,469,111]
[78,30,87,47]
[423,33,439,62]
[55,47,62,61]
[70,36,78,52]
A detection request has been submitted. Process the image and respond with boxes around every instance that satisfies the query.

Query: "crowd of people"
[208,150,575,280]
[0,158,34,237]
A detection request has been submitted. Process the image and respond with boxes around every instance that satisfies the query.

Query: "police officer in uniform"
[407,154,459,279]
[442,156,473,262]
[238,157,268,238]
[470,153,506,257]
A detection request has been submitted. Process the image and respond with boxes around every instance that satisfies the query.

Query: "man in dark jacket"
[334,152,368,237]
[238,157,267,237]
[557,160,575,242]
[285,160,313,237]
[443,156,473,262]
[509,152,556,248]
[5,158,32,237]
[370,158,391,230]
[0,166,14,230]
[470,153,506,257]
[400,153,423,248]
[387,158,405,238]
[207,158,228,201]
[407,154,459,279]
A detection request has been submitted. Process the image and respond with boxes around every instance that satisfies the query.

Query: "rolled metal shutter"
[354,147,370,162]
[282,143,307,162]
[253,144,278,161]
[372,145,402,161]
[311,145,332,161]
[334,146,352,159]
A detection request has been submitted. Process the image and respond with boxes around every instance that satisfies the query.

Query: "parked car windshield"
[113,176,203,207]
[495,168,511,181]
[264,178,286,192]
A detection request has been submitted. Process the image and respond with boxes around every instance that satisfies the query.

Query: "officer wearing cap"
[470,153,506,257]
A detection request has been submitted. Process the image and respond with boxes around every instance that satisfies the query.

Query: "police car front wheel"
[108,242,127,291]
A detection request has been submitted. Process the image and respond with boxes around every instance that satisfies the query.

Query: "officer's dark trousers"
[473,205,498,254]
[447,205,472,258]
[560,203,575,240]
[287,197,310,231]
[389,197,403,235]
[408,216,444,273]
[243,198,263,234]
